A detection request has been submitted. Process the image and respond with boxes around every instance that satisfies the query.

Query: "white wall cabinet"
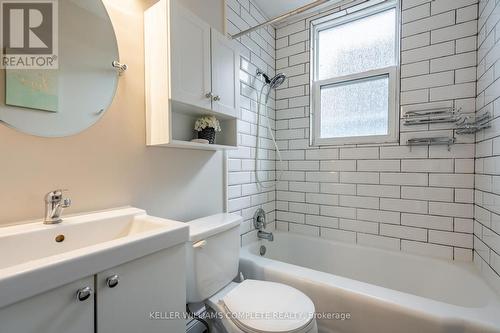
[211,30,240,118]
[145,0,240,150]
[171,4,212,111]
[0,247,186,333]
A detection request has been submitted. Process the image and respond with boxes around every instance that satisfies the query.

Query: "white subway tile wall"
[474,0,500,293]
[227,0,500,293]
[226,0,277,242]
[273,0,478,261]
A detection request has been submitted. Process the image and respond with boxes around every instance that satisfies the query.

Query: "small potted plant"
[194,115,221,144]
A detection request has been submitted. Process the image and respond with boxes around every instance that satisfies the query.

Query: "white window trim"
[310,0,400,146]
[313,67,398,145]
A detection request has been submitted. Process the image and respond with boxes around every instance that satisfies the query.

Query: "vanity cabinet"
[97,245,186,333]
[145,0,240,150]
[0,247,186,333]
[0,276,94,333]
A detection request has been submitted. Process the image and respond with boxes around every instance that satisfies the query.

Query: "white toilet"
[186,213,318,333]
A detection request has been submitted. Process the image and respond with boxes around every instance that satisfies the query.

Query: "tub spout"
[258,230,274,241]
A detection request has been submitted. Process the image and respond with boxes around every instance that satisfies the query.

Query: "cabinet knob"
[106,274,120,288]
[76,286,93,302]
[205,92,214,100]
[213,95,221,102]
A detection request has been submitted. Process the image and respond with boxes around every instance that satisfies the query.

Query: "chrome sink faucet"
[254,208,274,241]
[44,190,72,224]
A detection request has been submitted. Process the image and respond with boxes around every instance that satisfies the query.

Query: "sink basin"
[0,207,189,308]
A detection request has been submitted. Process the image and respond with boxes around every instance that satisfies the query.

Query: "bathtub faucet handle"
[254,209,274,242]
[253,208,266,230]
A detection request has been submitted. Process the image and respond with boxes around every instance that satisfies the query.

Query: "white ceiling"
[252,0,314,19]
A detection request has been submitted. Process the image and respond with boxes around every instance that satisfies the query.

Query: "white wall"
[273,0,478,260]
[182,0,226,33]
[474,0,500,294]
[225,0,277,241]
[0,0,224,226]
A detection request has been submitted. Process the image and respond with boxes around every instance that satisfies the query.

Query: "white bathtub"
[239,232,500,333]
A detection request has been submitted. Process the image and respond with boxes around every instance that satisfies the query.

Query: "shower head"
[257,70,287,89]
[269,73,286,89]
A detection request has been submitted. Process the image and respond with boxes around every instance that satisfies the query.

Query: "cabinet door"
[171,1,212,110]
[211,30,240,118]
[96,245,186,333]
[0,276,94,333]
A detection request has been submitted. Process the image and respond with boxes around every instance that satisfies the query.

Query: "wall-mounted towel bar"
[403,107,461,126]
[456,112,491,134]
[404,107,492,135]
[404,107,457,118]
[407,137,456,151]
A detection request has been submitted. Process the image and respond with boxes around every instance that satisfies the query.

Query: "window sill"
[311,136,400,148]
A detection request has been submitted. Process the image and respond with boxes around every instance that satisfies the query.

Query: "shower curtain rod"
[230,0,332,39]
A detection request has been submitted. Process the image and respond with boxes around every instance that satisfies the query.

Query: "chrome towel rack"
[403,107,462,126]
[455,112,491,134]
[404,107,492,150]
[403,107,492,134]
[407,137,456,151]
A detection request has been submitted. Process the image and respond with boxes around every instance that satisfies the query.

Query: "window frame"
[310,0,400,146]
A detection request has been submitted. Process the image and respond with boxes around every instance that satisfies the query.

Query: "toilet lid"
[222,280,315,333]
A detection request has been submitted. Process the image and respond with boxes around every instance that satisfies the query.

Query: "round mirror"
[0,0,119,137]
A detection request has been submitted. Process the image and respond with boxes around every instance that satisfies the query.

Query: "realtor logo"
[0,0,58,68]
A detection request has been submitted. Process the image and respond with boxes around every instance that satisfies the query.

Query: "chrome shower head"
[269,73,286,89]
[257,70,287,89]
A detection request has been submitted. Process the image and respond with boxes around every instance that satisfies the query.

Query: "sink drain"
[259,245,266,256]
[55,235,65,243]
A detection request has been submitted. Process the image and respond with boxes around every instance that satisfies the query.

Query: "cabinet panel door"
[171,1,212,110]
[211,30,240,118]
[0,276,94,333]
[97,245,186,333]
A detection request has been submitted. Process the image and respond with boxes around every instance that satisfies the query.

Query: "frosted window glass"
[317,9,396,80]
[320,75,389,139]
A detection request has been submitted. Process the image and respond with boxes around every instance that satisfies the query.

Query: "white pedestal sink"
[0,207,189,309]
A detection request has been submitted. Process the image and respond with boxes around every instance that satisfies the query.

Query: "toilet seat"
[220,280,315,333]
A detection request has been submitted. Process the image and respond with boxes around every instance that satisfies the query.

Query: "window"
[311,2,399,145]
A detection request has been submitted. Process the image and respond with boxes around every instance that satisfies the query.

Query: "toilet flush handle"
[193,240,207,249]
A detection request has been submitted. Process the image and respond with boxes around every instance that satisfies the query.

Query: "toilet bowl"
[206,280,318,333]
[186,214,318,333]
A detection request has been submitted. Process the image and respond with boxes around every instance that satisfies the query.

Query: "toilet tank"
[186,213,242,303]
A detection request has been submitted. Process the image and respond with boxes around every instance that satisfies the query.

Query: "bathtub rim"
[240,231,500,332]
